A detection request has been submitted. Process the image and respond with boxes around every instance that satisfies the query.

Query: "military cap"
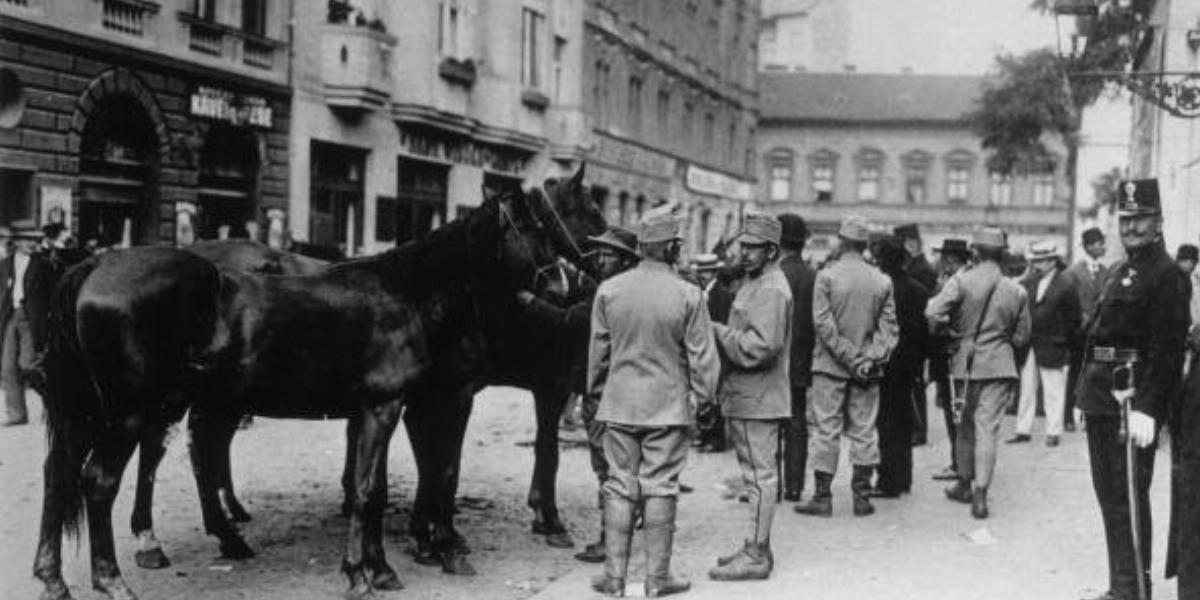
[838,215,872,243]
[1178,244,1199,263]
[638,213,683,244]
[691,253,725,272]
[933,238,970,257]
[737,211,782,246]
[778,213,809,247]
[1081,227,1104,246]
[970,227,1006,249]
[893,223,921,240]
[1116,178,1161,217]
[587,226,639,257]
[1027,240,1061,261]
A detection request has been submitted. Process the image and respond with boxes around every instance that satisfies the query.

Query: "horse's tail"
[43,257,101,539]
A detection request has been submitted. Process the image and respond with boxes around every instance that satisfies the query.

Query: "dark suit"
[696,270,739,452]
[0,250,56,422]
[779,253,816,497]
[906,253,938,442]
[1016,268,1082,437]
[877,271,929,493]
[1064,259,1109,426]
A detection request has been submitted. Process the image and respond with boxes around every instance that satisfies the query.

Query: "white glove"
[1127,410,1157,448]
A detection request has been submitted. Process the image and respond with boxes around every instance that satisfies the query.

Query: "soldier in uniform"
[1077,179,1189,600]
[708,211,793,582]
[930,238,973,481]
[588,213,719,597]
[777,213,816,503]
[795,215,897,519]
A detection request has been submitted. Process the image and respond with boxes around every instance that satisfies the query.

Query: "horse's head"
[534,164,607,280]
[475,187,569,297]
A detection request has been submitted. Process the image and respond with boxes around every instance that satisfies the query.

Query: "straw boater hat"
[691,253,725,271]
[737,211,782,246]
[837,215,872,243]
[970,227,1007,249]
[1026,240,1060,262]
[587,226,639,257]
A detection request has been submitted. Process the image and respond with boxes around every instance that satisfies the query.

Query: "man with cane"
[1077,179,1189,600]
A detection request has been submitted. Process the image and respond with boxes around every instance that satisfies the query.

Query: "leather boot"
[708,540,771,581]
[793,471,833,517]
[851,465,875,517]
[944,478,973,504]
[575,491,606,563]
[591,495,633,597]
[971,486,989,519]
[643,497,690,598]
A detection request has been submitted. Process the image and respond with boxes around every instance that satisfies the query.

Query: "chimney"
[901,66,913,74]
[843,64,856,72]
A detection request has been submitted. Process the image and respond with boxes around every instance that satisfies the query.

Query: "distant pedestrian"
[708,211,792,582]
[777,213,816,503]
[0,226,56,426]
[1063,227,1109,432]
[926,227,1031,520]
[795,215,897,519]
[1008,241,1081,448]
[587,213,719,597]
[1176,243,1198,275]
[929,238,972,482]
[690,252,731,454]
[895,223,938,446]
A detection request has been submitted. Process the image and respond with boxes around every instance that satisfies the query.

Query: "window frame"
[520,7,545,89]
[808,149,838,203]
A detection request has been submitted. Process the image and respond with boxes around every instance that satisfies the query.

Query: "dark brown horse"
[33,188,572,600]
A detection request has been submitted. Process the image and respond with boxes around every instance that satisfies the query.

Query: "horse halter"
[497,193,572,295]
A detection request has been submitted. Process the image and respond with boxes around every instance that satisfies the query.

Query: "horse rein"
[496,194,571,296]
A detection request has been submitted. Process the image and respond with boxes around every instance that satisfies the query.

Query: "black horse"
[33,188,573,600]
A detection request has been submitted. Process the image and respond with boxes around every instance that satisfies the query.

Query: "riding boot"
[591,495,633,597]
[851,465,876,517]
[793,471,833,517]
[643,497,690,598]
[575,492,606,563]
[708,539,771,581]
[971,485,989,519]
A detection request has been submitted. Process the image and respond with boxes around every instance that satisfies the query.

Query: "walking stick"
[1113,362,1148,600]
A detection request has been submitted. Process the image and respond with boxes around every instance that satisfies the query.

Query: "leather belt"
[1089,346,1140,364]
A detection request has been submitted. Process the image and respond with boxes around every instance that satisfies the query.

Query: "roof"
[760,72,985,124]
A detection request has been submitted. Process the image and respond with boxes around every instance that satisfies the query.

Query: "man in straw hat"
[0,224,55,426]
[926,226,1031,520]
[587,212,719,597]
[795,215,897,519]
[1075,179,1188,600]
[1008,240,1080,448]
[707,210,793,582]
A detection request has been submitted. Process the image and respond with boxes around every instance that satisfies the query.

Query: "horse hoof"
[134,548,171,569]
[440,551,476,576]
[92,577,137,600]
[543,531,575,548]
[371,570,404,591]
[219,537,256,560]
[227,506,252,523]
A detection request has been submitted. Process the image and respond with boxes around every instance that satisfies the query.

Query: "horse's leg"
[130,428,171,569]
[403,401,440,567]
[216,416,251,523]
[343,400,403,600]
[528,384,574,548]
[188,408,254,559]
[363,432,402,591]
[34,444,77,600]
[341,417,360,518]
[431,388,476,575]
[83,430,140,600]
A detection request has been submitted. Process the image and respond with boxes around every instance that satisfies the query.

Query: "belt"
[1089,346,1140,364]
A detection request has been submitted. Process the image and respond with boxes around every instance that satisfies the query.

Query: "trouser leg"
[1,312,25,423]
[1065,350,1083,427]
[846,381,881,469]
[1040,366,1067,436]
[808,374,846,476]
[1016,351,1039,435]
[937,375,958,469]
[972,380,1015,488]
[1087,414,1156,598]
[783,385,808,496]
[728,418,780,545]
[954,380,978,483]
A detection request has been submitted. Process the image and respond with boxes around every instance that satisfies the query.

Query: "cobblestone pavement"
[0,387,1179,600]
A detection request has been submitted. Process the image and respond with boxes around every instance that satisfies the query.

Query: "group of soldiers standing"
[550,175,1199,600]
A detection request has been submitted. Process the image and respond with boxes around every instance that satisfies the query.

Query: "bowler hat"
[970,227,1006,249]
[638,213,683,244]
[778,213,808,248]
[691,253,725,272]
[737,211,782,246]
[838,215,872,243]
[1081,227,1104,246]
[1178,244,1199,263]
[893,223,920,240]
[934,238,970,256]
[11,224,42,241]
[1027,240,1060,261]
[1116,178,1161,217]
[587,226,639,257]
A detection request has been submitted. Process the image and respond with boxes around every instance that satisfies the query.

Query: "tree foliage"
[1079,166,1123,219]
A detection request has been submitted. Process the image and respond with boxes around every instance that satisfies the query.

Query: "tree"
[1079,166,1123,220]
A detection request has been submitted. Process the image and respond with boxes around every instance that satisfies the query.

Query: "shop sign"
[685,164,753,202]
[190,86,274,129]
[398,129,529,175]
[591,135,674,180]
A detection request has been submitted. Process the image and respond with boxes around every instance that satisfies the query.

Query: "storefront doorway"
[77,97,158,247]
[393,157,448,246]
[309,141,365,254]
[197,126,260,240]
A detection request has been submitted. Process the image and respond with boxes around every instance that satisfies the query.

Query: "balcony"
[102,0,159,38]
[321,24,397,113]
[178,12,289,80]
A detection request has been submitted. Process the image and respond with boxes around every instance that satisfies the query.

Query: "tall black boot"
[591,495,633,597]
[793,471,832,517]
[643,497,689,597]
[575,490,606,563]
[851,465,876,516]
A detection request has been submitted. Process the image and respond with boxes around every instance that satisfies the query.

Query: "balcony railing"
[242,37,275,69]
[187,18,224,55]
[102,0,159,37]
[321,24,397,112]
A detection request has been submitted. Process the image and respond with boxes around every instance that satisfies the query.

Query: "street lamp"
[1052,0,1200,118]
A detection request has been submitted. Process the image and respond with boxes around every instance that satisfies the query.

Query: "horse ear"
[570,163,586,190]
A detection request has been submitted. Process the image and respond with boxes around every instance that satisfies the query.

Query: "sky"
[848,0,1059,75]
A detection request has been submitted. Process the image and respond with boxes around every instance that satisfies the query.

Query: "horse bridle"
[497,192,577,295]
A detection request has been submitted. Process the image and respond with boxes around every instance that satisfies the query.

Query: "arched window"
[808,148,838,203]
[765,147,794,202]
[943,150,976,204]
[854,148,885,202]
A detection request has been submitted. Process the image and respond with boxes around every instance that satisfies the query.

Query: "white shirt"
[1036,269,1055,303]
[1083,255,1105,278]
[12,252,29,308]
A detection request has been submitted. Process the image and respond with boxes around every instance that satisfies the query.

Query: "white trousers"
[1016,349,1067,436]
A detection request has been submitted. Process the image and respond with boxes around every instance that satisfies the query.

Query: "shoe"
[1046,435,1060,447]
[931,466,959,481]
[971,486,989,519]
[868,487,901,499]
[2,418,28,427]
[782,489,802,502]
[793,471,833,517]
[1005,434,1031,444]
[944,480,973,504]
[850,465,875,517]
[1064,421,1077,433]
[574,537,605,563]
[708,541,771,581]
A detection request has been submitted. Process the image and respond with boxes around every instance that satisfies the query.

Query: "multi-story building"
[756,71,1072,262]
[0,0,292,247]
[582,0,759,256]
[289,0,589,253]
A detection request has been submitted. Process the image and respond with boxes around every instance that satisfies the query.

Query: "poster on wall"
[40,184,72,229]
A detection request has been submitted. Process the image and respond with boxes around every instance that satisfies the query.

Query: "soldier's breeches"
[600,424,689,501]
[727,418,780,544]
[954,379,1015,488]
[1086,414,1156,596]
[808,374,880,475]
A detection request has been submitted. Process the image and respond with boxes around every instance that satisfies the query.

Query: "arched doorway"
[197,125,261,240]
[78,96,159,247]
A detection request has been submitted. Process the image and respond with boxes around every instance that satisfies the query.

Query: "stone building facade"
[0,0,291,247]
[756,72,1072,262]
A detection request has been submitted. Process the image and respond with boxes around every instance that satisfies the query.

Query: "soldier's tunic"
[589,261,720,500]
[713,261,792,544]
[1077,242,1189,598]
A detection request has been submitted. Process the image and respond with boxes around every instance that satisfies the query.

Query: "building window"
[242,0,267,36]
[657,89,671,138]
[727,122,737,165]
[944,150,975,204]
[628,76,643,136]
[194,0,216,21]
[766,148,793,202]
[593,61,610,129]
[855,148,884,202]
[901,150,930,204]
[438,0,463,57]
[553,36,566,102]
[809,149,838,203]
[521,8,545,89]
[682,101,694,145]
[989,173,1013,206]
[1032,174,1055,206]
[0,169,35,226]
[703,112,715,147]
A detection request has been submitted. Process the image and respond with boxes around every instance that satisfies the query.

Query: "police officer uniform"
[1077,179,1190,600]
